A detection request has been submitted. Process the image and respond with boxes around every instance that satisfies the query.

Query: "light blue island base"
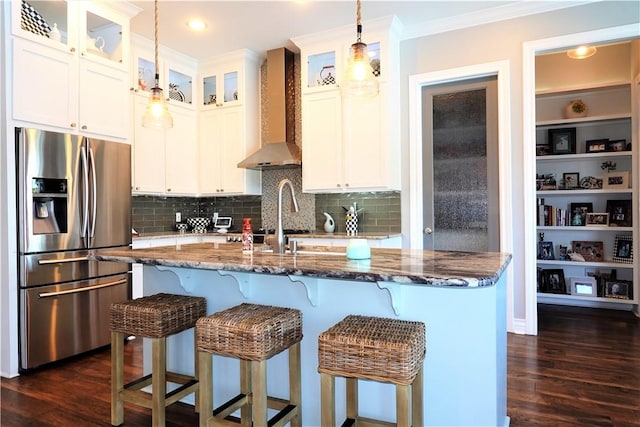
[141,265,509,427]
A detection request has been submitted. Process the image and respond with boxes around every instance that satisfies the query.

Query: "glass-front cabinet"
[202,68,240,108]
[11,0,131,69]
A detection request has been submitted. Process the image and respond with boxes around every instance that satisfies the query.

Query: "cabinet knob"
[135,186,139,190]
[336,184,341,187]
[345,183,349,187]
[81,125,87,130]
[70,123,77,128]
[167,188,172,192]
[70,47,76,53]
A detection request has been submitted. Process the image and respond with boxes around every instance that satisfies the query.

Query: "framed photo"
[606,199,632,227]
[570,202,593,226]
[585,139,608,153]
[571,240,604,262]
[585,213,609,226]
[536,144,552,156]
[604,280,632,300]
[537,241,555,260]
[612,235,633,263]
[579,176,603,190]
[549,128,576,154]
[536,173,557,191]
[562,172,580,190]
[569,277,597,297]
[558,245,570,261]
[540,269,567,294]
[603,171,629,189]
[606,139,627,152]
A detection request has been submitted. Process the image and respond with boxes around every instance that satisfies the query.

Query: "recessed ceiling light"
[567,45,597,59]
[187,19,206,31]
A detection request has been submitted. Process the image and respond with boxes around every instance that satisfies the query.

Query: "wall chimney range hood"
[238,48,301,170]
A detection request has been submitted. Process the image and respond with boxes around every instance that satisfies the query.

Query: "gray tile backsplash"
[132,189,400,235]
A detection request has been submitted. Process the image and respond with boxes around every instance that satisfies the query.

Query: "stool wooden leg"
[198,351,212,427]
[289,342,302,427]
[320,373,335,427]
[412,367,424,427]
[111,331,124,426]
[251,360,267,426]
[240,359,252,426]
[346,377,358,420]
[396,384,410,427]
[152,337,167,427]
[194,330,200,414]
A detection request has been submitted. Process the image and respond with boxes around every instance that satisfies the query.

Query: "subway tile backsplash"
[132,190,400,235]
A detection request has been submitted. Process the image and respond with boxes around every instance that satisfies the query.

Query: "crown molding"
[401,1,597,41]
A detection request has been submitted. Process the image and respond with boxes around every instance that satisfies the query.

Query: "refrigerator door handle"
[80,145,89,241]
[38,256,89,265]
[88,144,97,243]
[38,278,128,298]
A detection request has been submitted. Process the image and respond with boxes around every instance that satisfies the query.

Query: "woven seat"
[318,315,426,427]
[197,303,302,427]
[110,293,207,427]
[111,293,207,338]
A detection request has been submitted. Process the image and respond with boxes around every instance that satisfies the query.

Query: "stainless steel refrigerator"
[16,128,132,370]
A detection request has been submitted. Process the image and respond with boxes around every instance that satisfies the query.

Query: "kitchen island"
[93,242,512,426]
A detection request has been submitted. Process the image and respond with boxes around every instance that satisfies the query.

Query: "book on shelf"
[537,199,569,226]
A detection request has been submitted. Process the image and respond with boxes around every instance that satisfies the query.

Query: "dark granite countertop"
[93,243,511,287]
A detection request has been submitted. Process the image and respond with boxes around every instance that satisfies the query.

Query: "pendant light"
[142,0,173,128]
[341,0,378,98]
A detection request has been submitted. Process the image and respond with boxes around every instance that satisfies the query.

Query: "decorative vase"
[564,99,588,119]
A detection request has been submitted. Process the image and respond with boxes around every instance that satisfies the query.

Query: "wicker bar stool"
[318,315,426,427]
[196,303,303,427]
[110,293,207,427]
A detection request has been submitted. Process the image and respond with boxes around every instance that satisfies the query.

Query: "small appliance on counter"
[213,216,233,233]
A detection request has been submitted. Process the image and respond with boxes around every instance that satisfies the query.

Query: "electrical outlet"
[176,212,181,223]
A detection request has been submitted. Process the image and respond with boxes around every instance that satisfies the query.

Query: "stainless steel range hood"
[238,48,301,170]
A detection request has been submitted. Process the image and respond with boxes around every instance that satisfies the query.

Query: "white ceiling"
[128,1,591,60]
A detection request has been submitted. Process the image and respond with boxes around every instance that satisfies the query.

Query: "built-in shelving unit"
[535,80,637,311]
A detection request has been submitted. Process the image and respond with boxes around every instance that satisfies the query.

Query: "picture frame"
[536,144,552,156]
[536,173,557,191]
[540,269,567,294]
[549,128,576,154]
[571,240,604,262]
[579,176,603,190]
[537,241,555,260]
[585,139,608,153]
[604,280,632,300]
[606,139,627,152]
[562,172,580,190]
[558,245,570,261]
[603,171,629,189]
[570,202,593,226]
[585,212,609,226]
[569,277,597,297]
[612,235,633,263]
[606,199,632,227]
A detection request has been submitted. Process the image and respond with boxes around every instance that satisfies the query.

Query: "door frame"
[408,60,514,330]
[522,24,640,335]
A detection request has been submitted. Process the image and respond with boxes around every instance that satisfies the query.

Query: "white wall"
[399,1,640,322]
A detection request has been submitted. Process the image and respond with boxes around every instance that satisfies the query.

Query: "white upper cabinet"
[198,50,261,196]
[10,0,139,140]
[293,16,401,193]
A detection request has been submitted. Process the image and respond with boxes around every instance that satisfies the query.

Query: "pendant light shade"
[142,0,173,128]
[342,0,378,98]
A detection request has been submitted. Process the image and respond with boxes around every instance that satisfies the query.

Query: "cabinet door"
[12,38,77,129]
[79,60,129,139]
[342,84,388,190]
[165,106,198,194]
[199,109,224,193]
[132,96,165,194]
[217,106,246,194]
[302,90,342,192]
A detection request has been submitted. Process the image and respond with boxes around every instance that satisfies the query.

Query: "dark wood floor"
[2,304,639,426]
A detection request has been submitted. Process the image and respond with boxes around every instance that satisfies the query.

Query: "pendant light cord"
[154,0,159,86]
[356,0,362,43]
